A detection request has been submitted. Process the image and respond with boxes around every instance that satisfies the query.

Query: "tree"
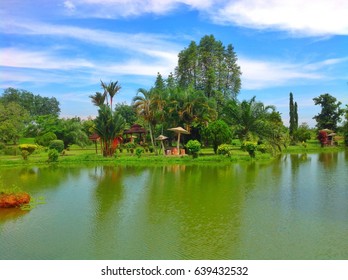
[223,96,285,153]
[0,102,29,144]
[343,105,348,146]
[289,92,298,142]
[94,105,125,156]
[90,81,125,157]
[133,88,157,151]
[55,118,90,149]
[0,88,60,117]
[90,80,121,110]
[313,93,344,131]
[175,35,242,101]
[101,80,121,110]
[114,103,137,126]
[223,97,274,141]
[293,123,311,143]
[203,120,232,154]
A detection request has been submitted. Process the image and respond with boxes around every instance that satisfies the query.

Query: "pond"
[1,151,348,260]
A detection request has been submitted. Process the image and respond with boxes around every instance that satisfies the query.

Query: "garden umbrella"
[168,127,190,151]
[155,134,168,155]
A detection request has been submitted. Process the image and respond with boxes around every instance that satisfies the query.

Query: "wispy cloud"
[209,0,348,36]
[58,0,348,36]
[239,58,323,90]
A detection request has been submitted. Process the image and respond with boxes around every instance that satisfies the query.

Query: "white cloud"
[60,0,348,36]
[64,0,76,11]
[239,58,323,90]
[0,48,94,70]
[67,0,213,17]
[210,0,348,36]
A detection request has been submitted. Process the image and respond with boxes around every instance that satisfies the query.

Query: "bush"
[317,130,328,147]
[185,140,201,158]
[49,140,64,153]
[217,144,235,156]
[135,147,144,158]
[124,142,136,153]
[35,132,57,147]
[21,150,30,160]
[2,146,19,156]
[47,149,59,162]
[241,141,258,158]
[257,144,268,154]
[18,144,37,155]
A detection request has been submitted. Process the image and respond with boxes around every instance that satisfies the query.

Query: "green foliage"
[135,147,144,158]
[289,92,298,140]
[313,93,344,131]
[94,105,125,157]
[35,132,57,147]
[0,87,60,117]
[293,123,311,143]
[185,140,201,158]
[18,144,37,155]
[176,35,241,100]
[204,120,232,154]
[217,144,235,156]
[241,141,258,158]
[257,144,268,154]
[115,103,137,126]
[55,117,90,149]
[21,150,30,160]
[0,102,30,144]
[49,140,64,153]
[47,149,59,162]
[2,146,19,156]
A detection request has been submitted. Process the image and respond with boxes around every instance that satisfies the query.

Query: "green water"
[1,151,348,259]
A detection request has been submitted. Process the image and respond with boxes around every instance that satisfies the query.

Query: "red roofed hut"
[123,124,147,144]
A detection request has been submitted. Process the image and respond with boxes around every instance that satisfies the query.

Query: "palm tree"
[101,80,121,110]
[89,92,106,107]
[223,96,275,141]
[133,88,157,152]
[94,105,125,156]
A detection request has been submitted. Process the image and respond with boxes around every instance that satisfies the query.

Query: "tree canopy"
[175,35,242,101]
[313,93,344,131]
[0,88,60,117]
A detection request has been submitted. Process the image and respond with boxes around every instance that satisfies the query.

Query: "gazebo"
[88,133,100,154]
[123,124,147,143]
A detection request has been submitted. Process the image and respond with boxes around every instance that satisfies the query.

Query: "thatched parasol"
[168,127,190,151]
[155,135,168,155]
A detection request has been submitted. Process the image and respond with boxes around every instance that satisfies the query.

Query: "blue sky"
[1,0,347,127]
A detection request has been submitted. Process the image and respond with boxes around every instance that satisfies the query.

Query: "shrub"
[241,141,258,158]
[124,142,136,153]
[35,132,57,147]
[47,149,59,162]
[18,144,37,155]
[217,144,235,156]
[2,146,19,156]
[49,140,64,153]
[185,140,201,158]
[317,130,328,147]
[21,150,30,160]
[257,144,268,154]
[135,147,144,158]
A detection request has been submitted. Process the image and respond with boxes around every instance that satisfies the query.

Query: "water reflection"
[1,152,348,259]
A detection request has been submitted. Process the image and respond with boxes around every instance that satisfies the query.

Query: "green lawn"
[0,137,346,167]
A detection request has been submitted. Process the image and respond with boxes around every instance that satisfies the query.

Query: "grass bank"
[0,139,346,168]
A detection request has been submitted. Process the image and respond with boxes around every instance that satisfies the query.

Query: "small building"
[123,124,147,143]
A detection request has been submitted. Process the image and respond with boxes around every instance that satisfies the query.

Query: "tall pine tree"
[289,92,298,140]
